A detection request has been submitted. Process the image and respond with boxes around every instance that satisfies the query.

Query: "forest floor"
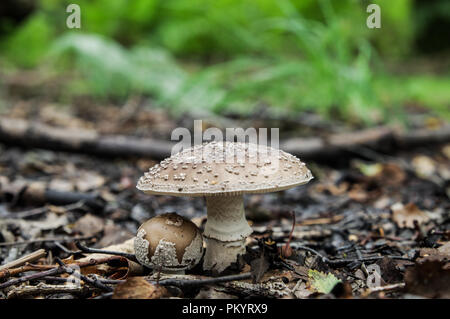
[0,81,449,299]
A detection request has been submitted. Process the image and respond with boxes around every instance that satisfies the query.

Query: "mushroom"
[137,141,313,273]
[134,212,204,273]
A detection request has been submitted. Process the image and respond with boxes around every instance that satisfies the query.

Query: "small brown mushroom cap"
[134,213,203,271]
[137,141,313,197]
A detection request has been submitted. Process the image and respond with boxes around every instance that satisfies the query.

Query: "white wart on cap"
[137,141,312,196]
[137,141,313,273]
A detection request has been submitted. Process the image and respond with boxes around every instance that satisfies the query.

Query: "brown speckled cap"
[137,141,313,197]
[134,212,203,270]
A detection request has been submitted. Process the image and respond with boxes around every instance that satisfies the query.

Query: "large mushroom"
[137,141,313,273]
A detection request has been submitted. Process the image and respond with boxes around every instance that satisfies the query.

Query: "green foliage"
[369,0,414,58]
[0,0,447,124]
[2,13,54,68]
[45,0,386,123]
[51,33,226,113]
[375,75,450,121]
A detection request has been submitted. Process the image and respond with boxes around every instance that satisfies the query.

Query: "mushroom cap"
[137,141,313,197]
[134,213,203,270]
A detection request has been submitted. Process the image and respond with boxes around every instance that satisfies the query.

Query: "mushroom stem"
[203,195,252,273]
[203,238,246,273]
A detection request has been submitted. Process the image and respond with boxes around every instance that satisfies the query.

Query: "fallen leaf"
[292,281,313,299]
[308,269,342,294]
[75,170,105,192]
[195,287,238,299]
[438,241,450,255]
[412,155,436,178]
[72,213,105,237]
[348,184,370,202]
[28,212,68,231]
[313,182,348,196]
[442,144,450,160]
[375,163,406,186]
[75,238,136,275]
[112,277,170,299]
[250,249,270,283]
[375,257,403,284]
[48,179,74,192]
[356,162,383,177]
[391,202,430,229]
[96,224,134,247]
[417,242,450,268]
[404,260,450,298]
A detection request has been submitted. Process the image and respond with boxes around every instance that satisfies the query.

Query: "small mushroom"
[134,212,204,273]
[137,141,313,273]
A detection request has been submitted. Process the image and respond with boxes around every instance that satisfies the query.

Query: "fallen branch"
[366,282,406,294]
[0,265,66,290]
[7,283,87,299]
[149,273,252,288]
[1,117,449,162]
[4,202,86,220]
[281,125,450,161]
[0,264,54,282]
[0,257,123,292]
[0,117,173,160]
[0,235,95,247]
[281,243,413,267]
[0,255,124,281]
[0,249,46,271]
[55,258,114,292]
[75,241,139,264]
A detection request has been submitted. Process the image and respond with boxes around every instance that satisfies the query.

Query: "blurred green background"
[0,0,449,125]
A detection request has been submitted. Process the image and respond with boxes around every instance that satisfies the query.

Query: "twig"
[0,249,46,271]
[92,292,114,299]
[366,282,406,293]
[75,241,139,264]
[279,243,413,266]
[0,256,124,281]
[54,242,81,255]
[152,272,252,288]
[0,235,95,247]
[1,117,448,162]
[5,201,86,219]
[0,117,173,160]
[0,265,66,290]
[38,276,124,285]
[7,283,86,299]
[55,258,113,292]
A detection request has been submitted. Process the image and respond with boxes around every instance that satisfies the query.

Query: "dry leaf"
[442,144,450,160]
[75,170,105,192]
[418,242,450,268]
[375,163,406,186]
[348,184,370,202]
[112,277,170,299]
[404,260,450,298]
[195,287,238,299]
[292,281,313,299]
[250,252,270,283]
[391,202,430,229]
[412,155,436,178]
[75,238,137,275]
[72,213,105,237]
[96,224,134,247]
[48,179,74,192]
[27,212,68,231]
